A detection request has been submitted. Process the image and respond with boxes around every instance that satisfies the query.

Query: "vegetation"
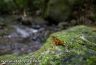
[0,0,95,20]
[0,26,96,65]
[0,0,96,65]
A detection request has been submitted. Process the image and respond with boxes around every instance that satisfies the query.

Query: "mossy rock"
[0,25,96,65]
[40,0,84,21]
[34,0,83,21]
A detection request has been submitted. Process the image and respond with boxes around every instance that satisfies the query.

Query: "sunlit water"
[8,25,39,38]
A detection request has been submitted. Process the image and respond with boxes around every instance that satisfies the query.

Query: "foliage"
[0,0,95,23]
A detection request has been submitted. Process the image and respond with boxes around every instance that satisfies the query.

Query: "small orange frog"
[51,36,64,46]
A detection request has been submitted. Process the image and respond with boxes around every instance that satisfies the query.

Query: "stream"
[0,17,61,55]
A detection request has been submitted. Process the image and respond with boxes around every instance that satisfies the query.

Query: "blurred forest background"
[0,0,96,25]
[0,0,96,55]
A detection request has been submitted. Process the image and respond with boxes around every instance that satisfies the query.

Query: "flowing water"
[0,16,60,55]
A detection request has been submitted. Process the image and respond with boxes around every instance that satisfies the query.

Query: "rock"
[32,17,47,26]
[40,0,83,21]
[32,25,96,65]
[16,16,33,26]
[58,22,69,29]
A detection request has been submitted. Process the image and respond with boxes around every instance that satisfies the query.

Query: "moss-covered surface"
[0,25,96,65]
[40,0,84,21]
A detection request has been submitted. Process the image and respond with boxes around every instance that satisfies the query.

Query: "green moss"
[0,25,96,65]
[41,0,84,21]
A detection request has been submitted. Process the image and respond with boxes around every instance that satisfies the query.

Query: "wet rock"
[16,16,33,26]
[58,22,69,29]
[32,17,47,27]
[0,45,12,55]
